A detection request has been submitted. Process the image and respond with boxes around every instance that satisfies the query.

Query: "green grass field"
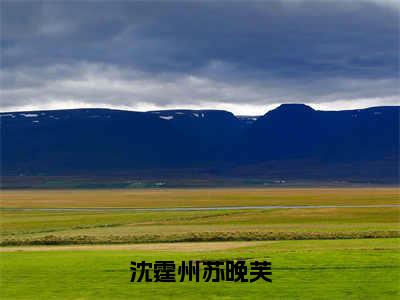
[1,188,399,299]
[1,239,399,299]
[1,207,399,245]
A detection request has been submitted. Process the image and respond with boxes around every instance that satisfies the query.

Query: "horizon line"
[1,103,399,116]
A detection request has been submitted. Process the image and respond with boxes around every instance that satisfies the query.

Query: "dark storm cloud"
[1,1,399,113]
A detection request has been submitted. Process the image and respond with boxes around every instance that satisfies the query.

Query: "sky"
[1,0,399,115]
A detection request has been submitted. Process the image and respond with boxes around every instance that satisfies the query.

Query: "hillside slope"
[1,104,398,182]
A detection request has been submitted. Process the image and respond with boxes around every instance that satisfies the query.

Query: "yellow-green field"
[0,188,400,245]
[1,207,399,245]
[1,238,399,299]
[1,187,399,299]
[2,187,399,208]
[1,188,399,245]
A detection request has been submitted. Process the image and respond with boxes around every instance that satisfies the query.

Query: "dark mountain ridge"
[1,104,399,182]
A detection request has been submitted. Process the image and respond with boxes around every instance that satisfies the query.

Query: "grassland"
[1,207,399,245]
[1,238,399,299]
[2,187,399,208]
[1,187,399,299]
[1,188,399,245]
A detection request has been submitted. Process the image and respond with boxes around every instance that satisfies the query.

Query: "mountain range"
[1,104,399,183]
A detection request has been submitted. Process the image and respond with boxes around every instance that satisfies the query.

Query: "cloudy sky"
[1,1,399,115]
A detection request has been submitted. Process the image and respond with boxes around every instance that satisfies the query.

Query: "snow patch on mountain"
[160,115,174,120]
[20,113,38,117]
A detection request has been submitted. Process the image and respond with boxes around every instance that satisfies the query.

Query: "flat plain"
[2,187,399,208]
[1,187,399,245]
[0,187,399,299]
[1,239,399,299]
